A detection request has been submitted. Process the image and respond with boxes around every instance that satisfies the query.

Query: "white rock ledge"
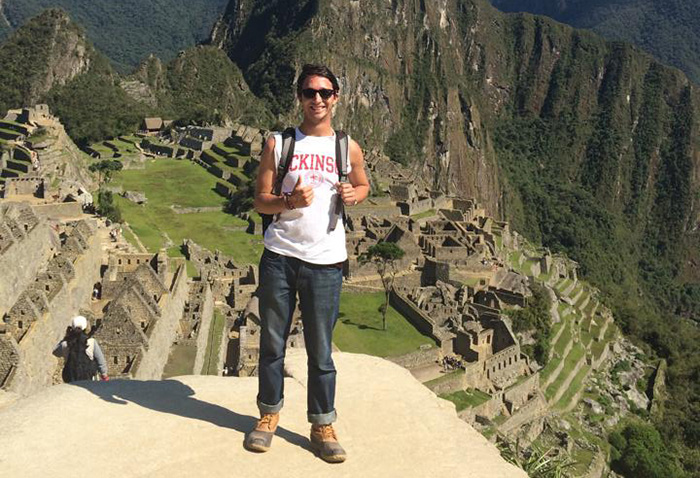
[0,350,526,478]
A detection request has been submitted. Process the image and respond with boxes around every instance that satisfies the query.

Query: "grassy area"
[121,226,139,249]
[110,159,263,265]
[334,292,434,357]
[162,344,196,378]
[411,209,436,220]
[424,369,465,388]
[440,389,491,411]
[545,342,585,400]
[553,321,572,356]
[202,310,226,375]
[555,364,591,410]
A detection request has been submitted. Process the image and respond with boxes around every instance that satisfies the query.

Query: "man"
[245,64,370,463]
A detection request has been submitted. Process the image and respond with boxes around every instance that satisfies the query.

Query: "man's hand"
[290,176,314,208]
[335,182,357,206]
[101,374,110,381]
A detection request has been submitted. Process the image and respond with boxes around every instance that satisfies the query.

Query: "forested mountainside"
[489,0,700,84]
[0,0,229,72]
[0,10,270,146]
[209,0,700,472]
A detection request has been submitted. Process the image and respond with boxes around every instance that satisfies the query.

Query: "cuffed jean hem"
[308,409,337,425]
[257,397,284,415]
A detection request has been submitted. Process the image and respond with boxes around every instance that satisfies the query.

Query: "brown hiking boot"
[310,424,347,463]
[244,413,280,452]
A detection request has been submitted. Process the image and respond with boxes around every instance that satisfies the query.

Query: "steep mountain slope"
[0,0,229,72]
[0,8,92,113]
[129,47,273,127]
[489,0,700,84]
[209,0,700,470]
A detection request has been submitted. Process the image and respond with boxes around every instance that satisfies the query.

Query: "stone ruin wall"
[0,330,19,387]
[0,209,54,317]
[192,282,214,375]
[132,264,189,380]
[386,347,440,369]
[6,221,102,396]
[31,203,83,221]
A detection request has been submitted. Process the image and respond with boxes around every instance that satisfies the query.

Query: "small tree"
[360,242,405,331]
[89,159,123,185]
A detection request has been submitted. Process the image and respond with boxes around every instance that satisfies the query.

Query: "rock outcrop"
[0,350,526,478]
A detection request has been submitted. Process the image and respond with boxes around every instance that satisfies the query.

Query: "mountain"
[0,9,272,146]
[489,0,700,84]
[128,47,273,127]
[0,8,93,113]
[0,0,229,72]
[208,0,700,470]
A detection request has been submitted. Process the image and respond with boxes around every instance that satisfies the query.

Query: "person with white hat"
[53,316,109,382]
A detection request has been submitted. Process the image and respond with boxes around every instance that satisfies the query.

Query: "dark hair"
[296,64,340,97]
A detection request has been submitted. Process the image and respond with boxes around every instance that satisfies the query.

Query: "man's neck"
[298,119,334,137]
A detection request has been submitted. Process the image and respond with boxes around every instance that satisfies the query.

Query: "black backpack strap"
[262,128,296,234]
[273,127,296,195]
[329,131,350,232]
[335,131,349,183]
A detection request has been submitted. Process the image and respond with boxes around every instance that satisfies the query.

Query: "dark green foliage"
[609,421,684,478]
[510,283,551,365]
[0,0,229,72]
[225,170,257,216]
[156,47,274,128]
[97,190,121,223]
[490,0,700,84]
[0,9,82,112]
[384,36,438,166]
[220,0,320,116]
[47,68,147,147]
[89,159,123,184]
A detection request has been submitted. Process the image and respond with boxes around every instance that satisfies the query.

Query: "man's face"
[299,75,338,123]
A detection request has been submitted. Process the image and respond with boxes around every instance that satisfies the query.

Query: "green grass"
[424,369,465,388]
[162,344,197,378]
[553,321,572,356]
[555,364,591,410]
[110,159,264,265]
[411,209,436,220]
[202,310,225,375]
[334,292,434,357]
[439,389,491,411]
[121,227,139,249]
[545,342,585,400]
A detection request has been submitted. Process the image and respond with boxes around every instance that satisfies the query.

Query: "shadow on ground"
[74,379,312,452]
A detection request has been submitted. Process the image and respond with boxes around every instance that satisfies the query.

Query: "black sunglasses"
[301,88,336,100]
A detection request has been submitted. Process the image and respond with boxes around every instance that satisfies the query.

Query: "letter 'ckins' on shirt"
[288,154,339,174]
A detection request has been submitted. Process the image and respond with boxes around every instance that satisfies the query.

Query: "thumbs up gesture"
[289,176,314,209]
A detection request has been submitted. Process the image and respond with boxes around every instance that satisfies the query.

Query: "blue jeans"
[256,248,343,425]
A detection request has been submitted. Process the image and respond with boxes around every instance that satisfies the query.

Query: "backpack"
[62,337,98,383]
[261,127,350,235]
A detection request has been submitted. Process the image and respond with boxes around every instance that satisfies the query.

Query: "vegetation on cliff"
[0,0,229,72]
[490,0,700,84]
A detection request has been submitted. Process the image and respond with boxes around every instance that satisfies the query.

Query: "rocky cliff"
[0,350,526,478]
[0,8,93,111]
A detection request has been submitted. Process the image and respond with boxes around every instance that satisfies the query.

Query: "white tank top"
[263,128,351,264]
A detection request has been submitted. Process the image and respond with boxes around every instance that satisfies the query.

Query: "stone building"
[93,252,188,379]
[183,240,257,310]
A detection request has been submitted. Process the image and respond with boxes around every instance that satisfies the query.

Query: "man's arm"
[253,136,314,214]
[336,139,370,205]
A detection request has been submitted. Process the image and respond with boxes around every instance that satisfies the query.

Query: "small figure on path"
[53,315,109,383]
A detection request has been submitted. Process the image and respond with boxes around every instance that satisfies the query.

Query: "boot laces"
[317,424,337,441]
[257,414,276,431]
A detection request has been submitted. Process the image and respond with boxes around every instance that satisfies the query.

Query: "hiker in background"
[53,315,109,383]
